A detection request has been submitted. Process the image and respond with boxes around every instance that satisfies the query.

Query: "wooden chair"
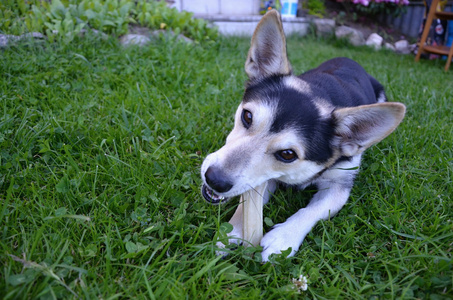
[415,0,453,71]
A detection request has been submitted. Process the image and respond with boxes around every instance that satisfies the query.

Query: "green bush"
[0,0,218,44]
[0,0,41,35]
[133,0,218,43]
[24,0,135,43]
[304,0,326,17]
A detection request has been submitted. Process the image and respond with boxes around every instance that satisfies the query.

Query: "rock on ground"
[384,42,396,51]
[120,34,151,46]
[0,32,45,48]
[313,18,335,37]
[335,26,365,46]
[120,28,193,47]
[366,33,383,50]
[394,40,411,54]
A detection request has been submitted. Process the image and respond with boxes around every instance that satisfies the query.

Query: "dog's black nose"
[205,166,233,193]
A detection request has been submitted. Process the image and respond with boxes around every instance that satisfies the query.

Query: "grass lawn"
[1,34,452,299]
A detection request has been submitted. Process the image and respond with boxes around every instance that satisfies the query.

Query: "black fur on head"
[243,75,335,163]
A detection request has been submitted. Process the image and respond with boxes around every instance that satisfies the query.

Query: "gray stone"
[0,32,46,48]
[366,33,383,50]
[120,34,151,46]
[335,26,365,46]
[0,35,12,48]
[79,28,108,38]
[175,33,194,44]
[22,32,45,39]
[313,18,335,37]
[384,42,396,51]
[120,30,193,47]
[151,30,194,44]
[394,39,410,54]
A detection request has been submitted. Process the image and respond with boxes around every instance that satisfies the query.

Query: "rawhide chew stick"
[241,181,268,247]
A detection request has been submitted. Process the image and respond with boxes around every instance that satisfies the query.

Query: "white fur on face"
[201,100,326,198]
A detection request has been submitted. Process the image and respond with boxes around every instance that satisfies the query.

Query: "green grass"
[1,34,452,299]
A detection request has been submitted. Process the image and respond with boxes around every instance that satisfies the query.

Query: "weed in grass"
[0,35,452,299]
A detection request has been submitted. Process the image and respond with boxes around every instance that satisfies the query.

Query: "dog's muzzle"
[201,166,232,205]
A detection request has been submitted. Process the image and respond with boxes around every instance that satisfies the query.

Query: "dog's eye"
[275,149,298,163]
[241,109,253,128]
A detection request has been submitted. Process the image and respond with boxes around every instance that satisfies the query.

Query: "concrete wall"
[170,0,309,36]
[201,16,309,36]
[171,0,261,15]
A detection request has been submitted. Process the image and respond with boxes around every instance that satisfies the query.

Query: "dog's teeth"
[207,186,221,200]
[210,189,224,200]
[202,184,227,204]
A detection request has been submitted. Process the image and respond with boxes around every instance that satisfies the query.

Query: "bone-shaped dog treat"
[241,181,268,247]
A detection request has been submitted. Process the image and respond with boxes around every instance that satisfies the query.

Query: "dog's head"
[201,10,405,204]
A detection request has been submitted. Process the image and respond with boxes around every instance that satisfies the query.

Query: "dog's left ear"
[334,102,406,157]
[245,10,292,81]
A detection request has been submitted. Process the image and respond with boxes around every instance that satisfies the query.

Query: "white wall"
[172,0,261,15]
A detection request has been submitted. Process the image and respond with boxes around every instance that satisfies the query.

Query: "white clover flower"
[292,275,308,292]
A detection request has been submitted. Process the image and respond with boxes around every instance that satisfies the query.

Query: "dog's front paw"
[260,223,301,262]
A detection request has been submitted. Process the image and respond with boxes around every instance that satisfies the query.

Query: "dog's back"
[300,57,386,107]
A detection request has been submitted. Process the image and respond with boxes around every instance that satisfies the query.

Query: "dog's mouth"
[202,184,229,205]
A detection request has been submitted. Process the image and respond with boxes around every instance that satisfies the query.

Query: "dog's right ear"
[245,10,292,81]
[333,102,406,157]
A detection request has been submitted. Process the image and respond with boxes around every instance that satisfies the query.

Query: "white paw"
[260,223,302,262]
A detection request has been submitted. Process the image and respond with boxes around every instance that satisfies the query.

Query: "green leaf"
[84,9,97,20]
[125,241,138,253]
[55,207,67,216]
[56,175,70,194]
[7,274,30,286]
[102,20,115,27]
[264,217,274,227]
[135,242,148,253]
[220,222,233,234]
[79,244,97,257]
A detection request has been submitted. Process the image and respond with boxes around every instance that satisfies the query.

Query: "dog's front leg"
[260,183,352,262]
[216,180,276,256]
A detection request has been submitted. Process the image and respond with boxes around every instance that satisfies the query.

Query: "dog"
[200,10,406,262]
